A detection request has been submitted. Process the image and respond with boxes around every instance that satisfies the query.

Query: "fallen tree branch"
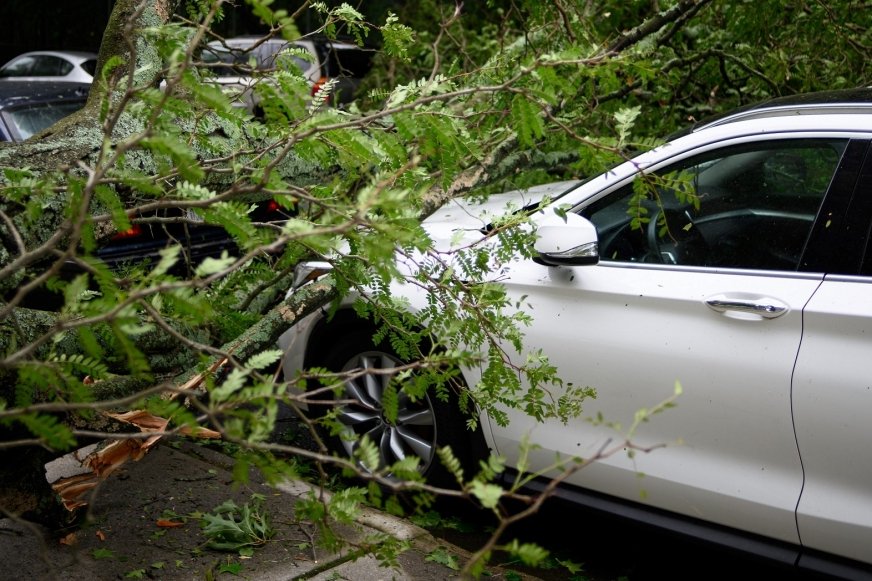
[48,276,338,513]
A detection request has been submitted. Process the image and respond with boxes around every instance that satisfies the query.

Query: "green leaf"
[200,496,274,551]
[502,538,550,566]
[470,481,503,509]
[245,350,283,372]
[18,413,76,451]
[614,106,641,146]
[51,353,109,381]
[217,562,243,574]
[195,251,236,277]
[557,557,585,574]
[148,244,182,280]
[93,184,131,233]
[382,13,415,60]
[355,435,381,473]
[210,368,250,403]
[92,548,115,560]
[140,135,204,182]
[381,381,398,425]
[511,94,544,148]
[425,547,460,570]
[175,181,214,200]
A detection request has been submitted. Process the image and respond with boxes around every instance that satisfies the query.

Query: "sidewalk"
[0,440,543,580]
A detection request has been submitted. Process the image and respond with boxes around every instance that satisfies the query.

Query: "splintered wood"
[51,360,225,512]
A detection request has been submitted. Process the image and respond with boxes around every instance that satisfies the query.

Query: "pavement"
[0,437,544,581]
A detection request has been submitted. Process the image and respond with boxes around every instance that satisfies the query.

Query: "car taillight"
[111,224,143,240]
[311,76,327,96]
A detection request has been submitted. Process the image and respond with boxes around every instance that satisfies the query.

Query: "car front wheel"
[311,329,484,489]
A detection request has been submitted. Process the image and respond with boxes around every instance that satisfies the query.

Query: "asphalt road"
[427,495,836,581]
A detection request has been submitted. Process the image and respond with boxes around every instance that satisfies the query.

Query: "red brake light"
[111,224,143,240]
[311,76,327,97]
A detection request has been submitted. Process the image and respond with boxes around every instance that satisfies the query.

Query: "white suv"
[200,35,373,113]
[281,87,872,579]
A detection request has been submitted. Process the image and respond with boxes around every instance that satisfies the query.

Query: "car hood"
[421,180,581,247]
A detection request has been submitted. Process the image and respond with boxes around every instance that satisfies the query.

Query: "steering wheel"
[646,207,708,265]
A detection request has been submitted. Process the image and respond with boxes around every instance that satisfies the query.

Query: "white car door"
[484,136,850,544]
[793,276,872,566]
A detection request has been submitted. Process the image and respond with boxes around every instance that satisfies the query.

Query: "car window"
[202,45,258,76]
[1,101,85,140]
[582,139,848,271]
[321,46,374,78]
[202,42,309,77]
[259,43,311,74]
[0,56,36,77]
[81,59,97,76]
[30,56,73,76]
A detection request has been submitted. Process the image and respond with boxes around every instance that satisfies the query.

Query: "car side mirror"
[533,212,599,266]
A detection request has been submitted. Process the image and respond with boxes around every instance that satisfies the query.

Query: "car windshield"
[2,100,84,140]
[201,44,308,77]
[201,47,257,77]
[322,46,374,78]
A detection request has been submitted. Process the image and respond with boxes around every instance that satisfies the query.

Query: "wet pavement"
[0,440,543,580]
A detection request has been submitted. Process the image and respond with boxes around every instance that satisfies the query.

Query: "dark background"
[0,1,403,65]
[0,1,115,63]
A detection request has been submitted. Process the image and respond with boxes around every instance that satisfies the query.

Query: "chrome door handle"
[705,295,788,319]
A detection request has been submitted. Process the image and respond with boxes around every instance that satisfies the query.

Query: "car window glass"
[31,56,72,76]
[2,101,85,140]
[202,45,257,76]
[202,40,314,80]
[260,43,310,74]
[255,43,282,69]
[582,139,848,271]
[323,46,374,78]
[0,55,36,77]
[81,59,97,76]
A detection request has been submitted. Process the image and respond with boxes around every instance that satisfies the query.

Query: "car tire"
[309,329,483,490]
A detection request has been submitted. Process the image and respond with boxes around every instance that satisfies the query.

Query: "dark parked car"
[0,80,89,142]
[90,201,294,278]
[0,81,291,310]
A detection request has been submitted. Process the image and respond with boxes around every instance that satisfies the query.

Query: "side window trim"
[801,139,870,275]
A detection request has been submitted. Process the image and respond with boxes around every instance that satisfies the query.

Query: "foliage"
[199,495,275,552]
[425,546,460,570]
[0,0,869,578]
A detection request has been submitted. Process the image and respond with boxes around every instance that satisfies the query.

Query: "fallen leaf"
[59,532,78,546]
[156,519,185,528]
[96,530,106,541]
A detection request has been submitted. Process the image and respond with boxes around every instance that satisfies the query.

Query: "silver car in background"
[200,35,374,113]
[0,50,97,84]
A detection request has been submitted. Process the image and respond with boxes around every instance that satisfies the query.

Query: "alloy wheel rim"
[338,351,437,475]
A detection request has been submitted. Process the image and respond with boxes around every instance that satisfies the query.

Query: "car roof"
[557,92,872,211]
[669,87,872,139]
[0,80,90,108]
[211,35,365,50]
[5,50,97,62]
